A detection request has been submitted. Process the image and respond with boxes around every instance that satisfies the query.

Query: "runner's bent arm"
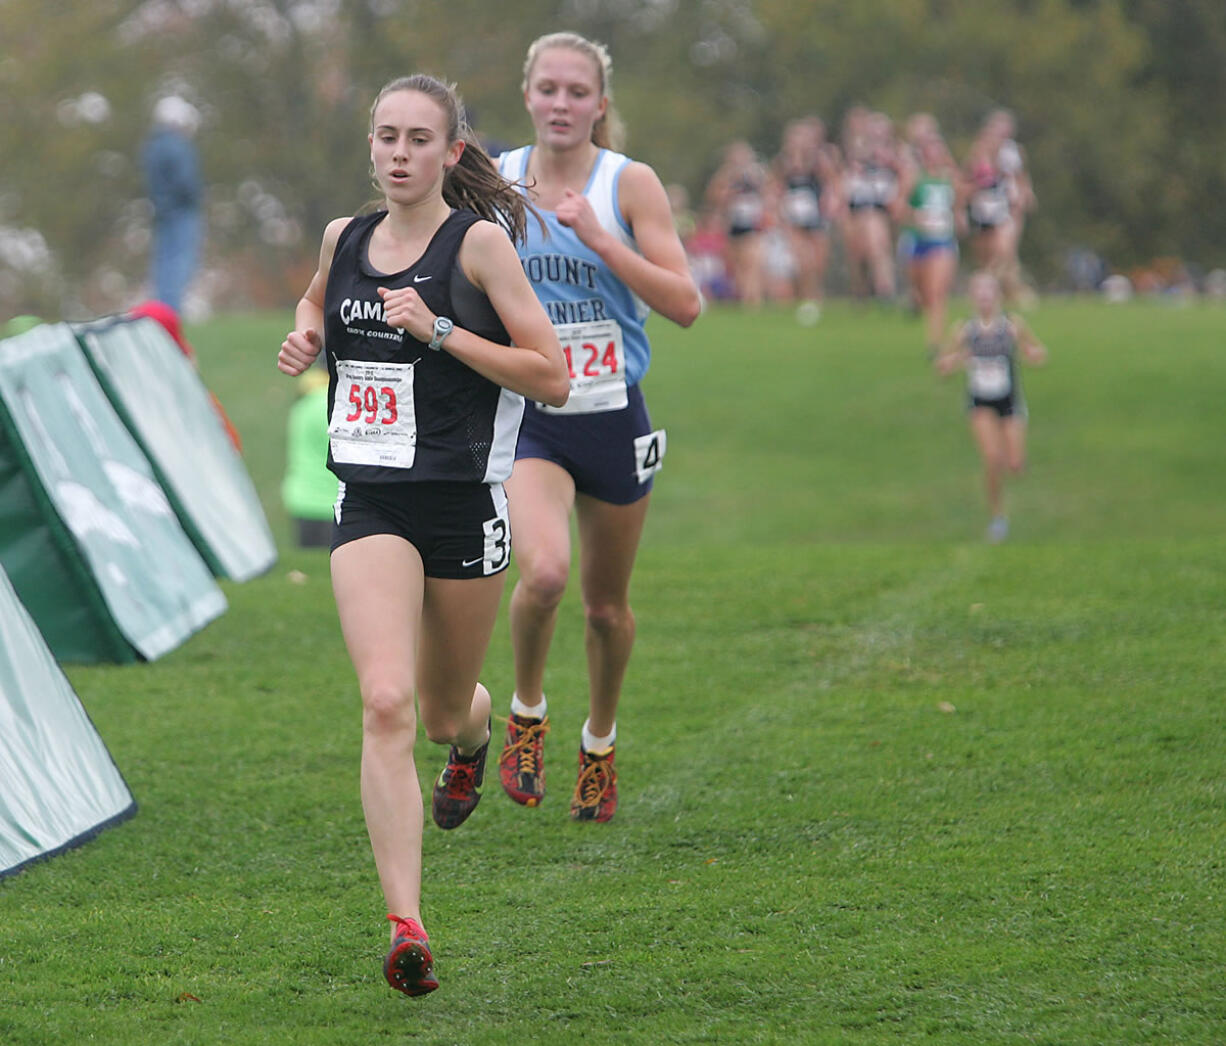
[278,216,348,376]
[1013,315,1048,366]
[558,162,701,328]
[378,220,569,407]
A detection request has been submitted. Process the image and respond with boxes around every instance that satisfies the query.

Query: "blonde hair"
[968,269,1002,298]
[369,74,532,242]
[521,32,626,151]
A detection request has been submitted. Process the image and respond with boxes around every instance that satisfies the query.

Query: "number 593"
[346,383,398,425]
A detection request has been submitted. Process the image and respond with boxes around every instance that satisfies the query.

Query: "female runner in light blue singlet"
[495,31,700,823]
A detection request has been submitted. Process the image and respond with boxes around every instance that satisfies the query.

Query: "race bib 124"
[539,318,628,415]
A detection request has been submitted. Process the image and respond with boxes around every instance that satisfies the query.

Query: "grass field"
[2,298,1224,1044]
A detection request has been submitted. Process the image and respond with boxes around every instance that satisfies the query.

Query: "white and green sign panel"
[0,323,225,663]
[0,564,136,878]
[74,316,276,582]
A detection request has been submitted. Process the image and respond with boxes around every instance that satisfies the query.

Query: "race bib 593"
[328,359,418,468]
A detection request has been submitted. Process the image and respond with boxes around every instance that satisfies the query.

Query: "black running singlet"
[965,316,1018,402]
[322,209,524,484]
[781,170,824,230]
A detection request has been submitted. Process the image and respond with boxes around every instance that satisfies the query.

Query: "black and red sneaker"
[498,713,550,806]
[569,745,617,822]
[383,915,438,997]
[431,723,489,830]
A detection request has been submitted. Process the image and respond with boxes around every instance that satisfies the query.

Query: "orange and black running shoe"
[498,713,550,806]
[569,745,617,823]
[383,915,438,997]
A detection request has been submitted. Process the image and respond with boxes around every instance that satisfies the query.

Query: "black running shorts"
[331,479,510,579]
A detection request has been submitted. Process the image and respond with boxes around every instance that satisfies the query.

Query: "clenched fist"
[279,327,323,376]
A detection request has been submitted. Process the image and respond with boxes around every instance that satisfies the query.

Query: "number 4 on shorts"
[633,429,666,485]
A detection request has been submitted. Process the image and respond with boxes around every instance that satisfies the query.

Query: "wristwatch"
[428,315,454,351]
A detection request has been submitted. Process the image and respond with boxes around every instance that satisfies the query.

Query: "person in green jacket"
[280,366,337,547]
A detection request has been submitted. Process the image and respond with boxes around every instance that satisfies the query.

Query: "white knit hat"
[153,95,200,133]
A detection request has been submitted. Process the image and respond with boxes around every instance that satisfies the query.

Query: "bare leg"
[506,458,576,711]
[983,224,1017,302]
[918,249,958,350]
[864,211,896,299]
[417,574,502,754]
[971,229,993,272]
[333,532,503,933]
[1001,414,1028,475]
[331,535,426,926]
[842,216,868,299]
[969,409,1007,520]
[728,233,765,306]
[812,230,831,306]
[789,227,817,302]
[575,492,652,737]
[998,217,1027,306]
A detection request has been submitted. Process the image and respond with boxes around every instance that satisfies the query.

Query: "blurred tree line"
[0,0,1220,317]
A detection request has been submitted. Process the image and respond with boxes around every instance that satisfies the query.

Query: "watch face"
[431,317,453,348]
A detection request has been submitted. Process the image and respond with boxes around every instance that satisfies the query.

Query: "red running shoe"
[570,745,617,822]
[383,915,438,997]
[499,713,550,806]
[431,722,490,830]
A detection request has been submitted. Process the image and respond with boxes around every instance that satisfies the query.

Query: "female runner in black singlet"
[277,74,567,998]
[935,271,1047,542]
[772,116,840,323]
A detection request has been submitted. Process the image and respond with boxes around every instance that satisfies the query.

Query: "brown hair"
[521,32,626,151]
[369,74,532,242]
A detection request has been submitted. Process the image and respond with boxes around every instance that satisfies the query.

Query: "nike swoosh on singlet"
[413,274,432,283]
[461,557,484,568]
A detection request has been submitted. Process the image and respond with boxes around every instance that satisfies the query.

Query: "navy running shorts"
[516,383,664,505]
[968,393,1027,420]
[331,479,510,579]
[912,238,957,260]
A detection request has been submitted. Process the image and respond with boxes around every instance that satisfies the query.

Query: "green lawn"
[1,299,1223,1044]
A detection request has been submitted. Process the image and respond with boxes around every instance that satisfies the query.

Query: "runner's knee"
[361,678,416,736]
[584,599,633,638]
[519,556,570,609]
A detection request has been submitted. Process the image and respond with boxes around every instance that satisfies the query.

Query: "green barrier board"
[74,316,277,582]
[0,323,226,663]
[0,564,136,878]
